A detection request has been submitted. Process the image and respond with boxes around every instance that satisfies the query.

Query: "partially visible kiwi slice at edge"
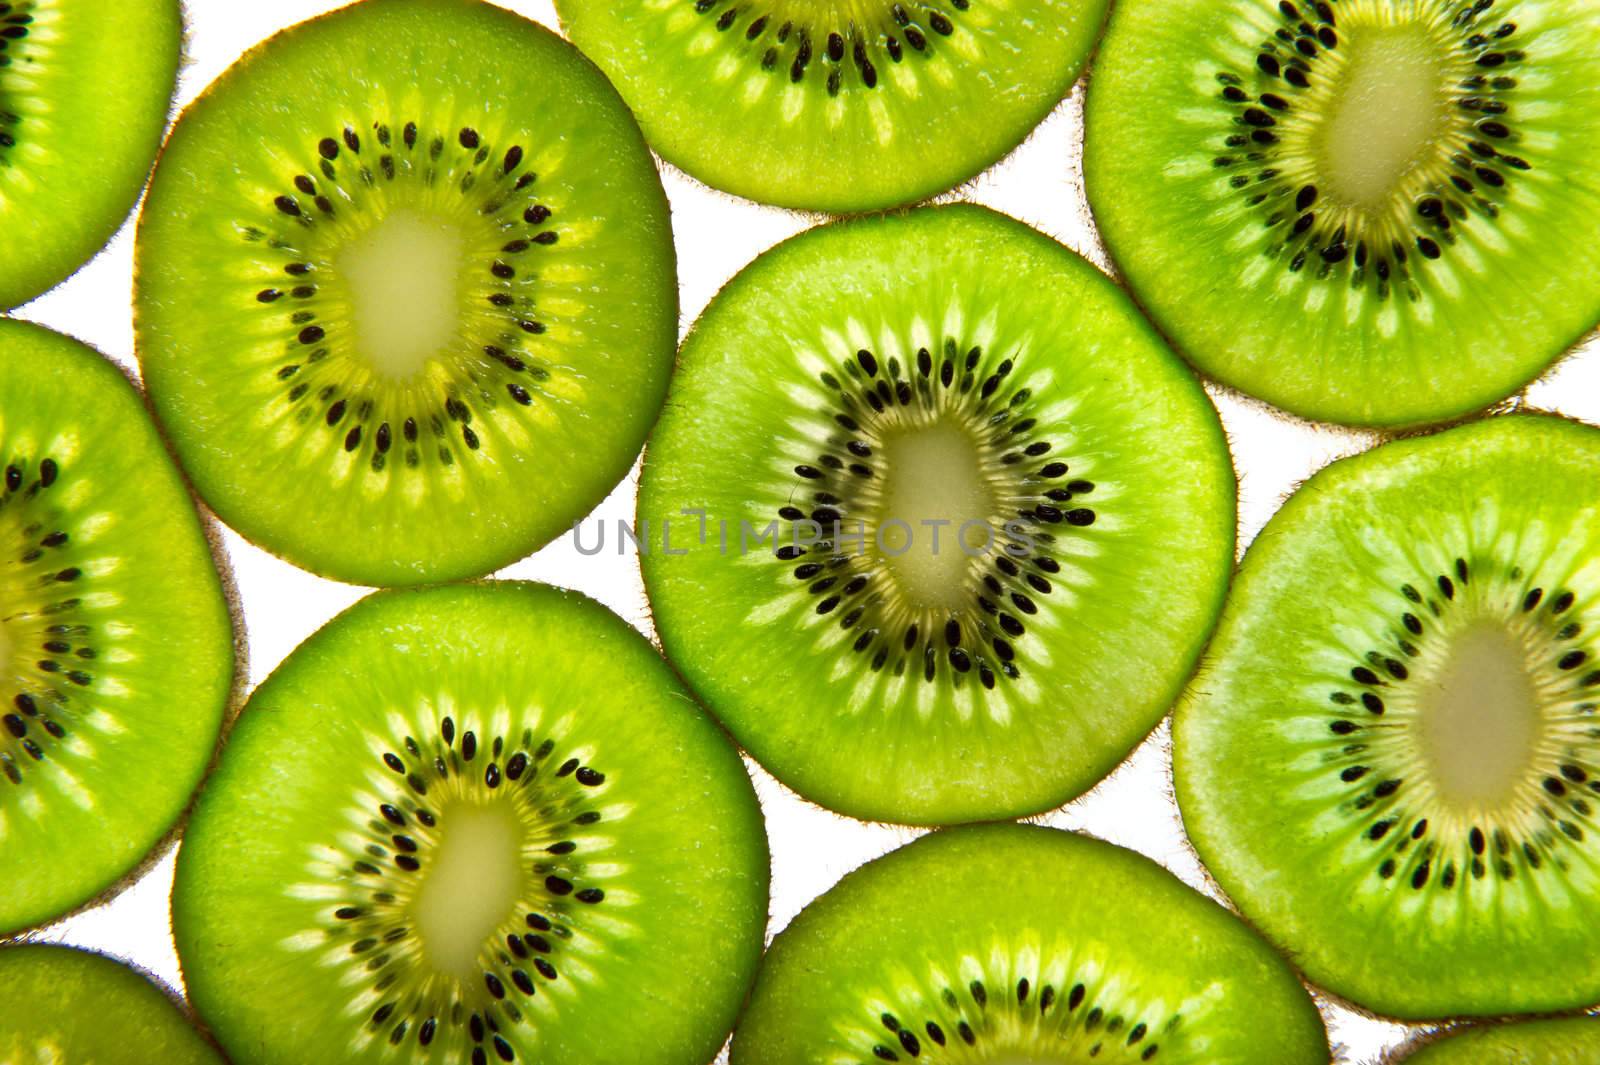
[1393,1016,1600,1063]
[731,823,1330,1065]
[0,943,223,1063]
[1085,0,1600,427]
[639,204,1235,824]
[174,581,769,1065]
[557,0,1109,212]
[0,0,181,310]
[136,0,677,586]
[0,320,235,937]
[1176,413,1600,1018]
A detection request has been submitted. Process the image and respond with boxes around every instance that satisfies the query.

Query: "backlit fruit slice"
[174,582,769,1065]
[1398,1018,1600,1064]
[1176,415,1600,1018]
[556,0,1108,212]
[639,204,1235,824]
[0,0,180,310]
[0,321,234,936]
[0,944,223,1063]
[731,824,1330,1065]
[136,0,677,586]
[1085,0,1600,427]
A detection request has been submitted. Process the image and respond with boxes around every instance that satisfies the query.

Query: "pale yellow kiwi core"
[1417,622,1541,809]
[408,800,525,980]
[1310,24,1453,209]
[876,423,996,611]
[333,208,468,380]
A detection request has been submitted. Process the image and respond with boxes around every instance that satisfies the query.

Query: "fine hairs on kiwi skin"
[0,944,224,1063]
[639,204,1235,825]
[1390,1016,1600,1063]
[174,582,769,1065]
[557,0,1110,213]
[0,0,181,310]
[1084,0,1600,428]
[1176,414,1600,1019]
[0,320,235,938]
[731,823,1330,1065]
[136,0,677,587]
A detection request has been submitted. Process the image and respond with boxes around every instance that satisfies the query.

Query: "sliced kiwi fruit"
[135,0,677,586]
[1394,1017,1600,1064]
[174,581,769,1065]
[638,204,1234,824]
[1084,0,1600,427]
[731,823,1329,1064]
[1176,414,1600,1018]
[556,0,1108,212]
[0,943,223,1062]
[0,0,180,310]
[0,320,234,936]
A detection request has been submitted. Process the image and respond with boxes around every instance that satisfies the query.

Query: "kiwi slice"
[556,0,1108,212]
[0,944,223,1062]
[639,204,1234,824]
[1084,0,1600,427]
[1175,414,1600,1018]
[135,0,677,586]
[0,1,180,310]
[0,321,234,936]
[731,823,1329,1064]
[173,581,769,1065]
[1395,1017,1600,1064]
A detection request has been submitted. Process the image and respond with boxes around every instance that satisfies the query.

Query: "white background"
[15,1,1600,1061]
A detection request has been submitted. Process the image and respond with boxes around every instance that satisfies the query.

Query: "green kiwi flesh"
[136,0,677,586]
[1085,0,1600,427]
[173,582,769,1065]
[731,823,1329,1064]
[0,944,223,1063]
[0,321,234,936]
[1395,1017,1600,1064]
[0,0,180,310]
[557,0,1108,212]
[639,204,1235,824]
[1176,414,1600,1018]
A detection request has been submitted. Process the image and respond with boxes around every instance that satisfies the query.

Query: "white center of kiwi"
[407,799,525,980]
[1417,621,1541,809]
[875,423,995,611]
[334,208,469,380]
[1312,24,1452,209]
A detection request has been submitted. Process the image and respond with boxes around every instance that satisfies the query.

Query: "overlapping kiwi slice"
[639,205,1234,824]
[0,944,223,1062]
[0,0,180,310]
[732,824,1329,1064]
[136,0,677,586]
[1085,0,1600,427]
[174,582,769,1065]
[557,0,1108,212]
[1395,1017,1600,1064]
[1176,414,1600,1018]
[0,321,234,936]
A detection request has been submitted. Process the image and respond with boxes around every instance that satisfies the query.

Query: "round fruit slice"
[0,944,223,1063]
[136,0,677,586]
[0,321,234,936]
[0,0,180,310]
[174,582,769,1065]
[1084,0,1600,427]
[1176,414,1600,1018]
[731,824,1329,1065]
[557,0,1108,212]
[1398,1018,1600,1064]
[639,204,1234,824]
